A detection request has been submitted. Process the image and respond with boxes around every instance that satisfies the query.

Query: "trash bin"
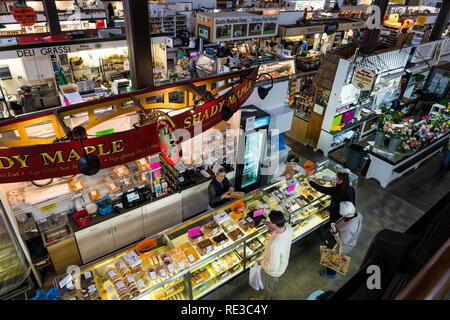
[345,144,365,170]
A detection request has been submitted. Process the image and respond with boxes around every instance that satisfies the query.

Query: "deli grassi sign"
[0,68,257,183]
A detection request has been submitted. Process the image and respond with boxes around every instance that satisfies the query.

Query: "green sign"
[96,128,115,136]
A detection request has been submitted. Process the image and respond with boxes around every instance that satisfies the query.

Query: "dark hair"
[317,290,335,300]
[287,154,299,163]
[269,210,285,228]
[337,172,351,202]
[20,85,31,93]
[216,167,226,175]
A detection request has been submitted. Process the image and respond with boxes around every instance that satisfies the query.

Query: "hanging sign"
[414,16,428,27]
[324,21,339,35]
[0,68,258,183]
[352,67,376,90]
[12,3,37,27]
[156,119,179,166]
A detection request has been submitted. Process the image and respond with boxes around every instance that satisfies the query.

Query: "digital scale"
[121,188,147,208]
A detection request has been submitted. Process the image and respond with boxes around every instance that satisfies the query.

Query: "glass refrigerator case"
[54,159,357,300]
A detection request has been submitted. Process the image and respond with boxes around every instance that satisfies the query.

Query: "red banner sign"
[0,68,257,183]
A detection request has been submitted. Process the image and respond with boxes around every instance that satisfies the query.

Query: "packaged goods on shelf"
[69,179,85,192]
[89,189,101,201]
[202,221,221,237]
[122,177,134,189]
[227,228,245,241]
[135,158,150,171]
[106,178,121,193]
[113,165,129,178]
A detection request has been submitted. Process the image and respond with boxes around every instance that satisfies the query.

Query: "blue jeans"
[326,267,336,276]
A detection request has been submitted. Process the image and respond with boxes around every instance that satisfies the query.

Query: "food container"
[247,237,263,252]
[227,228,244,241]
[195,238,215,256]
[221,219,239,233]
[95,197,113,215]
[135,238,157,259]
[69,179,85,192]
[86,203,98,215]
[210,257,227,274]
[88,189,101,201]
[106,178,120,193]
[183,247,200,264]
[169,248,189,271]
[237,218,251,231]
[135,158,150,171]
[122,177,134,189]
[113,165,129,178]
[187,229,206,245]
[211,233,229,247]
[137,172,149,185]
[201,220,221,237]
[222,251,239,268]
[73,210,89,227]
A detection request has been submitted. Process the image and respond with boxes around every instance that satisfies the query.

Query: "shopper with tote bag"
[319,201,363,278]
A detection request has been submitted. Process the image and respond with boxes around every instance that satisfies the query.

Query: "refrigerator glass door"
[241,130,264,189]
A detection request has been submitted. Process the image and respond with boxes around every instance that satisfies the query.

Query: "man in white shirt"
[271,154,309,183]
[252,210,294,300]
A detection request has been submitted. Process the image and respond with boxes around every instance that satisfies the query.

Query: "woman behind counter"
[308,171,355,224]
[208,167,234,210]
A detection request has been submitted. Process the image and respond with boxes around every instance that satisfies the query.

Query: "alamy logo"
[366,5,382,30]
[366,265,381,290]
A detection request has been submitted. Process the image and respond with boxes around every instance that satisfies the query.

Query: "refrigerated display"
[54,158,357,300]
[235,106,271,193]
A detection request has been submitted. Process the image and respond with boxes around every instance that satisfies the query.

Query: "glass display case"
[196,53,217,77]
[55,159,357,300]
[257,59,295,81]
[0,207,29,297]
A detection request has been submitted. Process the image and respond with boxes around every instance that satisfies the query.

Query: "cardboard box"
[18,36,41,44]
[43,34,72,42]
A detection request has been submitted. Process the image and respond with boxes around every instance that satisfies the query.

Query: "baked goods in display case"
[137,172,149,185]
[183,245,201,265]
[170,247,189,271]
[69,178,85,192]
[7,189,24,205]
[152,282,184,300]
[106,177,121,193]
[191,267,212,288]
[228,228,244,241]
[188,229,206,245]
[196,238,215,256]
[136,158,150,171]
[247,237,263,252]
[89,189,101,201]
[113,165,129,178]
[166,292,186,300]
[122,177,134,189]
[202,221,221,237]
[212,233,229,247]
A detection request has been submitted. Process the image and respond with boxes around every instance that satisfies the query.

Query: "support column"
[359,0,389,54]
[42,0,62,35]
[429,0,450,42]
[123,0,153,90]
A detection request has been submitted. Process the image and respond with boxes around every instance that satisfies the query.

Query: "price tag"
[196,279,203,285]
[127,276,135,283]
[116,281,124,290]
[137,279,145,289]
[206,246,212,254]
[106,285,114,293]
[84,271,92,280]
[166,288,174,294]
[246,217,253,224]
[139,159,146,166]
[221,240,226,246]
[159,269,167,277]
[167,264,175,273]
[118,168,124,175]
[109,183,116,190]
[41,203,57,213]
[237,234,242,240]
[150,272,157,280]
[88,284,96,295]
[263,204,269,209]
[58,273,72,289]
[188,227,200,237]
[287,185,295,192]
[178,262,185,269]
[75,182,82,190]
[150,161,160,170]
[253,209,263,217]
[141,173,146,181]
[240,219,247,225]
[154,170,162,178]
[212,228,218,236]
[119,262,126,269]
[197,236,203,242]
[188,254,195,263]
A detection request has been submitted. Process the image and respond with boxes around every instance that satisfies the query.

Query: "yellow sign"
[415,16,427,26]
[388,14,399,23]
[389,0,405,4]
[41,203,57,212]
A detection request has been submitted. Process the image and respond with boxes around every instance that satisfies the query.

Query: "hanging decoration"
[12,1,37,27]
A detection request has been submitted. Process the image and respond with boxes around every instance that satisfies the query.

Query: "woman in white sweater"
[252,210,294,300]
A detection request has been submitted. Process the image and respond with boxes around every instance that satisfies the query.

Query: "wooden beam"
[42,0,62,35]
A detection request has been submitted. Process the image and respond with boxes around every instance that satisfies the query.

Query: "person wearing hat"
[320,201,363,279]
[17,85,34,114]
[208,167,234,210]
[271,154,308,183]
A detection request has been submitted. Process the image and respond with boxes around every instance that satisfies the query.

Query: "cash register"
[121,187,147,208]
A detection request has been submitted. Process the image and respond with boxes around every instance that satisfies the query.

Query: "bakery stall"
[0,68,257,291]
[53,159,358,300]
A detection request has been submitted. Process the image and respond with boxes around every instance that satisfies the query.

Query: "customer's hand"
[228,186,234,193]
[330,223,336,233]
[256,259,262,265]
